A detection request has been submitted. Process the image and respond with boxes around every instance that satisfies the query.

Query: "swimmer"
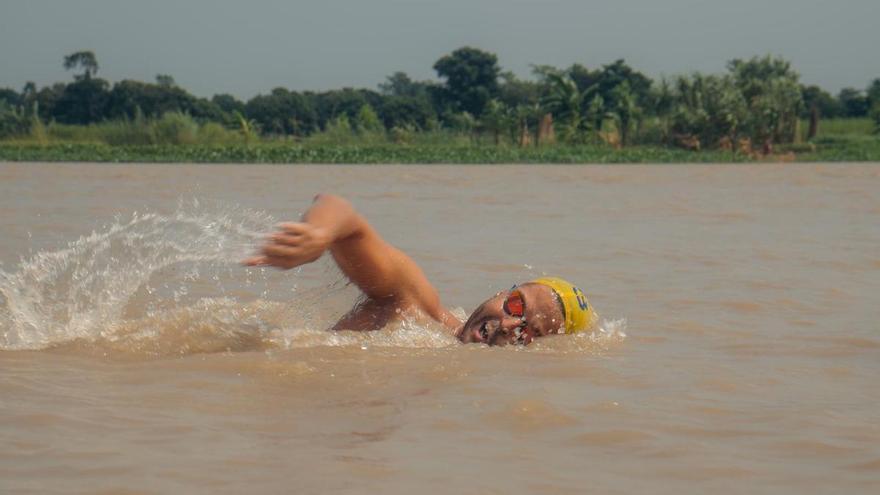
[244,194,596,345]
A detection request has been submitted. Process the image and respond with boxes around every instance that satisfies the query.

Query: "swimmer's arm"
[246,194,459,329]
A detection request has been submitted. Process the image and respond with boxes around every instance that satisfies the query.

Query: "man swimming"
[244,194,596,345]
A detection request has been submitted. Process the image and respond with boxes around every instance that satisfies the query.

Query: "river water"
[1,162,878,494]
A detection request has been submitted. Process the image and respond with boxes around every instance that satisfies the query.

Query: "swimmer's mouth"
[472,321,527,346]
[474,322,490,343]
[471,320,498,345]
[458,321,489,344]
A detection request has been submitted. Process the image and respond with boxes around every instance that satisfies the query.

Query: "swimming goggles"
[502,287,529,345]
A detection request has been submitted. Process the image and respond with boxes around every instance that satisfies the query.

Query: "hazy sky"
[1,0,877,99]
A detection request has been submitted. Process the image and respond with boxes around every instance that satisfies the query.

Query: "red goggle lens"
[504,290,525,317]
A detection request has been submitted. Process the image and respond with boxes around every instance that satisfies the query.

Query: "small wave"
[527,318,628,354]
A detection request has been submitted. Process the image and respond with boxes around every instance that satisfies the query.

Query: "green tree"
[497,71,540,109]
[353,104,383,134]
[800,85,841,118]
[837,88,868,118]
[379,95,435,130]
[156,74,176,88]
[0,88,21,107]
[0,101,31,138]
[63,51,99,81]
[433,46,500,117]
[212,94,245,115]
[608,82,642,146]
[105,80,214,121]
[535,66,584,142]
[479,99,512,145]
[649,78,676,143]
[567,63,600,94]
[378,72,431,99]
[33,83,65,121]
[245,87,317,135]
[593,60,653,109]
[728,55,802,144]
[671,73,747,148]
[53,77,110,124]
[867,78,880,110]
[311,88,379,130]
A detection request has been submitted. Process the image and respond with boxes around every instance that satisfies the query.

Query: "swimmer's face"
[457,283,565,346]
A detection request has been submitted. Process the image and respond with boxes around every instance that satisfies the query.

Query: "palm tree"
[480,99,508,145]
[608,82,641,146]
[536,68,583,142]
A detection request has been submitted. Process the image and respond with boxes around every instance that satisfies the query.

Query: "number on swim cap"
[574,287,588,311]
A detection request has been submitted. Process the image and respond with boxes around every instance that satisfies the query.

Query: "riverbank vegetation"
[1,48,878,163]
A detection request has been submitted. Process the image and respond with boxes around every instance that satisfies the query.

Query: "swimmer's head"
[457,277,596,346]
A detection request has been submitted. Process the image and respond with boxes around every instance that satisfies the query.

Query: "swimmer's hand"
[243,222,332,269]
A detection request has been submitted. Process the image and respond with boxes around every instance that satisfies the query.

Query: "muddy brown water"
[1,162,878,494]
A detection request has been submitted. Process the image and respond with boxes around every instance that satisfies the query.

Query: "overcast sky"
[1,0,877,99]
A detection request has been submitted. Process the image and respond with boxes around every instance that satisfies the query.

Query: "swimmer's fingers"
[242,255,269,267]
[242,254,304,270]
[278,222,309,235]
[270,232,302,247]
[261,243,322,264]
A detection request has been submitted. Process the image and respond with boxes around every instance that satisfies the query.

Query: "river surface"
[1,162,878,494]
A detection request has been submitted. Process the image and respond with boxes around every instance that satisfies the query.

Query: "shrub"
[152,112,198,145]
[198,122,241,145]
[0,103,31,139]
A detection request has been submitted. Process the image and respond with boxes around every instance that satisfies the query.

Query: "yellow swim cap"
[529,277,596,334]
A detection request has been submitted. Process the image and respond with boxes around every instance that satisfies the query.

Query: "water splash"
[0,200,281,351]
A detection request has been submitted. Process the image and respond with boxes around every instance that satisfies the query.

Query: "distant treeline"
[1,48,878,149]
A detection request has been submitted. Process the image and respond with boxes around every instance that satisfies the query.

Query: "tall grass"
[13,112,245,146]
[800,118,874,140]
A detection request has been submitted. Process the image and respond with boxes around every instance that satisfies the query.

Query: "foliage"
[0,88,21,107]
[53,77,111,124]
[728,55,803,144]
[245,87,316,135]
[0,102,31,138]
[2,46,876,156]
[669,73,747,148]
[379,72,432,99]
[608,82,641,145]
[379,95,436,130]
[867,79,880,105]
[155,74,176,88]
[152,112,199,145]
[535,67,584,142]
[873,106,880,135]
[478,99,510,145]
[353,104,383,134]
[63,51,99,80]
[433,47,500,117]
[801,85,841,118]
[838,88,869,117]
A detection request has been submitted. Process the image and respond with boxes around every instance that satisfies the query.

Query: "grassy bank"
[2,138,879,164]
[2,114,877,164]
[0,142,753,164]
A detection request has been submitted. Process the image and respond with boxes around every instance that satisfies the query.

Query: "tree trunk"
[519,120,532,147]
[808,105,819,140]
[536,113,555,146]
